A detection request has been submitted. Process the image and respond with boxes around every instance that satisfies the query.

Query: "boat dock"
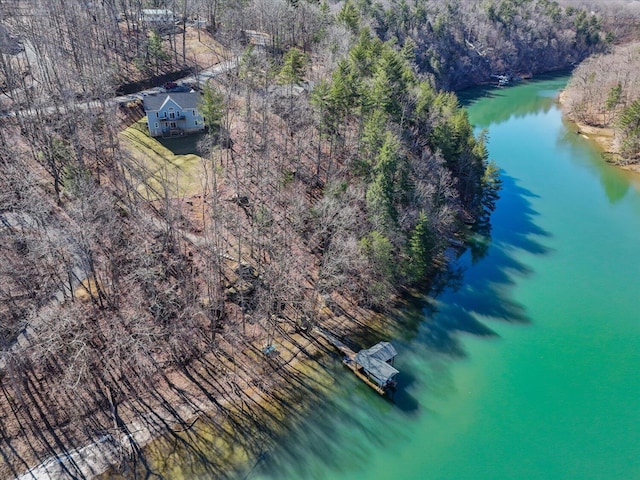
[315,328,398,396]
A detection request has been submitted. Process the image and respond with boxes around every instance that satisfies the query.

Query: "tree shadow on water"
[397,174,553,358]
[241,371,415,480]
[128,175,556,480]
[388,369,420,415]
[239,175,554,479]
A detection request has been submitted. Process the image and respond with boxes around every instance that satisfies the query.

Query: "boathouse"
[354,342,398,390]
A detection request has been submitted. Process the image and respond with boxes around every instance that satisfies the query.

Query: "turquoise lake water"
[241,76,640,480]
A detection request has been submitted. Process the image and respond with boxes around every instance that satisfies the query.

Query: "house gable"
[157,97,183,117]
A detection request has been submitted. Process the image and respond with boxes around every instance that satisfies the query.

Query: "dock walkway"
[315,327,389,395]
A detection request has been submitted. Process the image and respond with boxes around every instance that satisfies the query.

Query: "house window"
[194,120,199,126]
[192,110,196,116]
[156,112,158,118]
[170,122,176,128]
[154,122,159,128]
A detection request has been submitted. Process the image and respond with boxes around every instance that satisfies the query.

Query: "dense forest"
[562,42,640,164]
[355,0,606,89]
[0,0,634,478]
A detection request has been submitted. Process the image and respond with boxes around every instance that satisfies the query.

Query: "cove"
[236,76,640,480]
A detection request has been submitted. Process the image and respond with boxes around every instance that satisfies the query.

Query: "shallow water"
[238,76,640,480]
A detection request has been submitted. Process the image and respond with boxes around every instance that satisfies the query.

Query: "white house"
[241,30,273,48]
[141,9,173,26]
[143,92,205,138]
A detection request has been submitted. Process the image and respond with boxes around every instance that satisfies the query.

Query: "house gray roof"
[143,92,202,112]
[354,342,398,387]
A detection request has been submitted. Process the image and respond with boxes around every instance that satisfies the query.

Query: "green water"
[242,77,640,480]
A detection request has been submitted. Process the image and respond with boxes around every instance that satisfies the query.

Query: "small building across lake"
[143,92,205,138]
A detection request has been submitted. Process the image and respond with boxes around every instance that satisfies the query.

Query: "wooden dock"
[315,328,390,396]
[342,354,387,395]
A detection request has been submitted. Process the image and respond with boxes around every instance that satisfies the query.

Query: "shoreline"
[96,303,400,479]
[557,90,640,174]
[16,297,401,479]
[15,338,314,479]
[16,336,338,479]
[571,120,640,174]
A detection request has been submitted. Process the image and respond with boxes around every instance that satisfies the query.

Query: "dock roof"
[359,342,397,363]
[355,342,398,387]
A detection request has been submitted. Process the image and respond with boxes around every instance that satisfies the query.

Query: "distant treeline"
[348,0,607,90]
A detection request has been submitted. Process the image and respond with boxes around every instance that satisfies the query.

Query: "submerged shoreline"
[15,298,403,480]
[96,303,405,479]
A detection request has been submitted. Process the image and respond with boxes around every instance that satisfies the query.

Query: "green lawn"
[120,119,208,199]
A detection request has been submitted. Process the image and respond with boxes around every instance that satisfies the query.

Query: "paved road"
[113,58,238,104]
[0,58,238,119]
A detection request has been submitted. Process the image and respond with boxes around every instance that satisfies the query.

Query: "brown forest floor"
[0,28,406,479]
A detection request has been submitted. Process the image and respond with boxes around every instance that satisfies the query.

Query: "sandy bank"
[557,90,640,174]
